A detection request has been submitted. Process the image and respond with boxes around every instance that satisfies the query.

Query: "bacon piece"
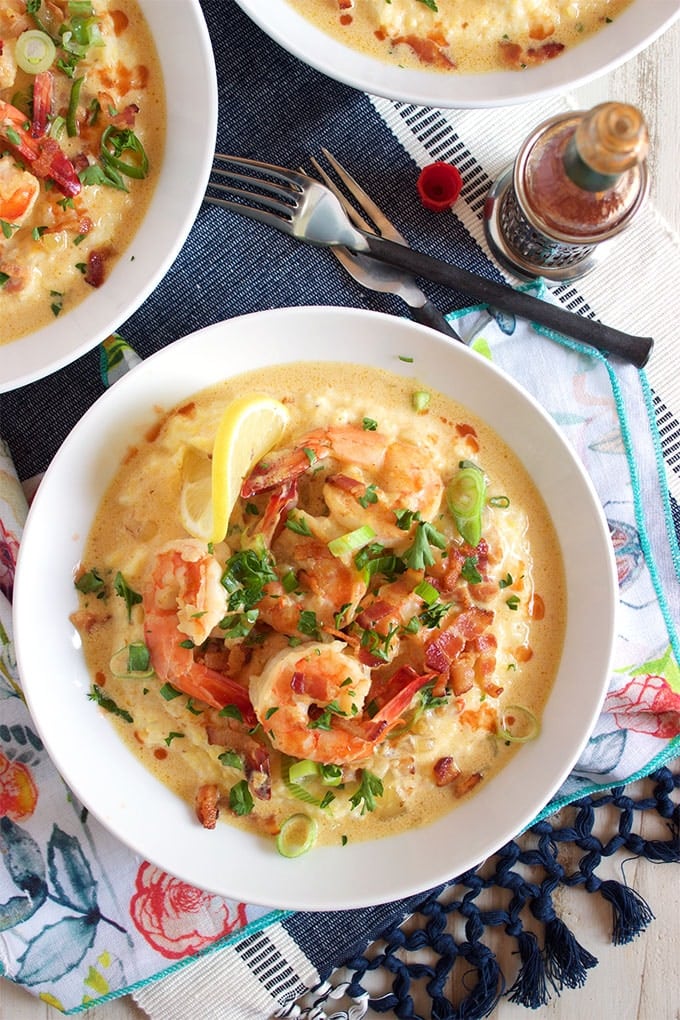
[392,34,456,70]
[195,783,219,829]
[85,249,106,288]
[454,772,483,798]
[204,720,271,801]
[424,606,494,673]
[245,745,271,802]
[433,756,460,787]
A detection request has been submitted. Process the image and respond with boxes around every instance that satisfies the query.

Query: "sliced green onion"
[288,759,319,783]
[412,390,430,413]
[414,579,439,605]
[15,30,56,74]
[109,641,153,679]
[498,705,540,744]
[276,813,318,858]
[320,763,343,787]
[66,75,84,136]
[446,462,486,546]
[282,758,321,805]
[328,524,376,558]
[489,495,510,509]
[50,114,66,140]
[101,125,149,179]
[68,1,95,14]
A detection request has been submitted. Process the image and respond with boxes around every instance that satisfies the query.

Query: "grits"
[73,362,566,853]
[287,0,635,74]
[0,0,165,344]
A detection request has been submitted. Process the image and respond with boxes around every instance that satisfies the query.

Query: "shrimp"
[258,524,368,637]
[142,539,255,721]
[0,3,31,39]
[250,640,433,764]
[242,424,444,547]
[0,38,18,91]
[0,158,39,225]
[0,98,81,197]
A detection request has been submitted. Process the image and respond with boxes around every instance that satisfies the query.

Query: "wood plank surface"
[2,14,679,1020]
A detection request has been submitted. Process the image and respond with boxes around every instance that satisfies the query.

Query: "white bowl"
[13,306,617,910]
[234,0,680,108]
[0,0,217,394]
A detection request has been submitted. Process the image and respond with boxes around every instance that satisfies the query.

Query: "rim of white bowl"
[0,0,217,393]
[233,0,680,109]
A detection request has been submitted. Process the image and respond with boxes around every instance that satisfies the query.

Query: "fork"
[307,150,462,343]
[205,155,654,368]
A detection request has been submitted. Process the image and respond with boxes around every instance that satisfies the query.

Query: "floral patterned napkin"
[0,425,283,1013]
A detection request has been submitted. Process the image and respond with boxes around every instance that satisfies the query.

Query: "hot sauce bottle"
[484,102,649,283]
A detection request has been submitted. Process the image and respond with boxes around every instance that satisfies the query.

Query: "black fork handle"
[363,234,654,368]
[409,299,464,343]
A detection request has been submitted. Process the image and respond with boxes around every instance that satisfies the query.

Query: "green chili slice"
[446,461,486,546]
[101,125,149,180]
[66,75,84,136]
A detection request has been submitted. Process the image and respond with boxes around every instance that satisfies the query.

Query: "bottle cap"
[575,102,649,176]
[417,162,462,211]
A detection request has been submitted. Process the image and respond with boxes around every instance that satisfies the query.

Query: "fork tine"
[320,148,407,244]
[206,155,312,230]
[204,188,294,230]
[309,156,374,234]
[212,154,310,193]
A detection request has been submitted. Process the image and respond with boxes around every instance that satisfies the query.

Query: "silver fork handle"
[410,299,463,342]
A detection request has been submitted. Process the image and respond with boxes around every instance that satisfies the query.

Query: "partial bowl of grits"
[233,0,680,108]
[13,306,618,911]
[0,0,217,392]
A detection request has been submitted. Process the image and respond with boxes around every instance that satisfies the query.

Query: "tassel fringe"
[598,880,655,945]
[507,930,549,1009]
[543,917,598,991]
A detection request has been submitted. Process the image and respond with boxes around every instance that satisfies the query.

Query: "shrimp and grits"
[73,362,566,856]
[0,0,164,344]
[290,0,635,74]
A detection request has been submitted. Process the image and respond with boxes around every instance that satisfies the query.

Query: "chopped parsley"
[88,683,132,723]
[114,571,142,622]
[75,567,105,597]
[349,770,384,814]
[229,779,254,816]
[218,750,244,770]
[402,520,447,571]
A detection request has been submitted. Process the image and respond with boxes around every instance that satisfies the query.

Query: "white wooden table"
[2,18,679,1020]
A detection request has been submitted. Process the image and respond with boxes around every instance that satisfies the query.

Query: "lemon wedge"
[180,393,290,543]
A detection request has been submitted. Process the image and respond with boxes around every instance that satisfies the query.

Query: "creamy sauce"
[0,0,165,344]
[73,363,566,851]
[287,0,634,74]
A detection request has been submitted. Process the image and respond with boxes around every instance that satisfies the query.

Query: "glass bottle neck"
[562,135,621,193]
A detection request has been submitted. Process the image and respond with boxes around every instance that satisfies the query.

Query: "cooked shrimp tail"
[142,539,256,722]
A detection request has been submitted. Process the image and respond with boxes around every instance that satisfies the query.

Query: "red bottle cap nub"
[417,162,462,211]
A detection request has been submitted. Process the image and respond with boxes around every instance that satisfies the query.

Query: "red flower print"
[0,519,20,602]
[130,862,248,958]
[604,674,680,739]
[0,751,39,820]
